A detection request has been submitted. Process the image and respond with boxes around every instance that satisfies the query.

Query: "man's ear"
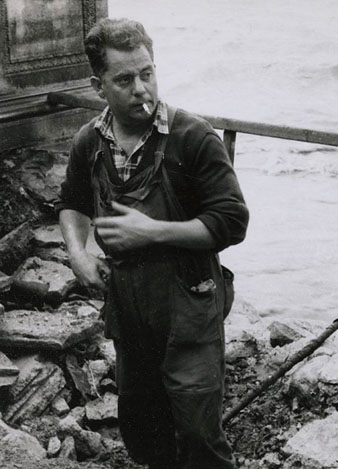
[91,76,105,99]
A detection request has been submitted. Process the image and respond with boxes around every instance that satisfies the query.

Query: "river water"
[108,0,338,323]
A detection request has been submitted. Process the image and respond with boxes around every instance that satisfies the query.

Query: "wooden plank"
[223,130,236,164]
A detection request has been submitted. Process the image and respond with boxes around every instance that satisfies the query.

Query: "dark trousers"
[107,258,236,469]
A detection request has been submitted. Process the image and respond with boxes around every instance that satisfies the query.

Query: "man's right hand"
[69,250,110,291]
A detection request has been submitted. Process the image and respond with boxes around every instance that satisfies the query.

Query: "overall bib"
[90,119,236,469]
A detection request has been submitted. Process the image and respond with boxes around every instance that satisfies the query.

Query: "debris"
[51,396,70,417]
[3,355,66,425]
[59,435,77,460]
[85,392,118,423]
[47,435,61,458]
[0,307,103,350]
[14,257,77,305]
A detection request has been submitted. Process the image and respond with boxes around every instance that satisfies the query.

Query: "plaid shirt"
[94,100,169,181]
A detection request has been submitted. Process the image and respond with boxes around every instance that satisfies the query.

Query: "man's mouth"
[142,103,152,115]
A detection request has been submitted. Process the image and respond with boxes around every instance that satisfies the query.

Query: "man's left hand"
[94,201,158,251]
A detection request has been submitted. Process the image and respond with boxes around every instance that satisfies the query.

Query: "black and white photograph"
[1,1,338,468]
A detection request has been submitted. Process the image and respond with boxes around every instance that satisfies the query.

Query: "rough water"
[108,0,338,322]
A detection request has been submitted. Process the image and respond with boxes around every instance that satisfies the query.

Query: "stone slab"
[0,304,103,350]
[3,355,66,425]
[33,225,65,248]
[14,256,77,304]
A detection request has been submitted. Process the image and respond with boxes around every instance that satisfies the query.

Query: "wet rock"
[283,412,338,468]
[3,355,66,425]
[51,396,70,417]
[85,392,118,423]
[268,320,303,347]
[47,435,61,458]
[0,351,19,390]
[0,305,103,350]
[59,435,77,460]
[0,418,46,460]
[58,414,104,459]
[14,256,77,305]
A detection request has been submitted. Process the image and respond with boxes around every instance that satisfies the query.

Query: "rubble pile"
[1,147,338,468]
[0,219,125,466]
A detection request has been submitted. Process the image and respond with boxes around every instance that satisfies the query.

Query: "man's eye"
[141,71,153,81]
[116,76,132,86]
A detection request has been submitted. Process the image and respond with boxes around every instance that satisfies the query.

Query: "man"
[56,17,249,469]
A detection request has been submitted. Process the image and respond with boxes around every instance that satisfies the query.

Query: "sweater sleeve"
[54,132,95,219]
[191,131,249,252]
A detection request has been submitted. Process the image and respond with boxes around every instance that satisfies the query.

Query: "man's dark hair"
[84,18,154,77]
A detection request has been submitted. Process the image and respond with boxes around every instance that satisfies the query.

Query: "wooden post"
[223,130,236,165]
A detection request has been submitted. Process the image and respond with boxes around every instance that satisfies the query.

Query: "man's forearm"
[59,209,91,257]
[154,218,216,250]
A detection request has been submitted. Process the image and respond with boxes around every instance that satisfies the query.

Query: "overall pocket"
[169,274,220,345]
[221,265,235,320]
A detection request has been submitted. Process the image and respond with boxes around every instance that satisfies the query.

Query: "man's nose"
[133,75,146,95]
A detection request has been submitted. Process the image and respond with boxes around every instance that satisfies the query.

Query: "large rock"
[85,392,118,423]
[14,256,77,305]
[3,355,66,425]
[0,302,103,350]
[0,351,19,390]
[283,412,338,468]
[288,352,338,404]
[268,320,303,347]
[0,418,46,460]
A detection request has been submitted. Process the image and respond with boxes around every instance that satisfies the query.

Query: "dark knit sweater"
[55,107,249,252]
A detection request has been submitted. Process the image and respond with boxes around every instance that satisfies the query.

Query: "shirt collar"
[94,99,169,140]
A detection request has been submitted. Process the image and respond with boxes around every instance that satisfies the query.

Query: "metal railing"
[47,91,338,164]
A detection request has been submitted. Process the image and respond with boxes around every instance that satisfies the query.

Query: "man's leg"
[163,340,236,469]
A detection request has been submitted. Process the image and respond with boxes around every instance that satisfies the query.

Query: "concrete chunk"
[14,256,77,305]
[0,304,103,350]
[85,392,118,423]
[3,355,66,425]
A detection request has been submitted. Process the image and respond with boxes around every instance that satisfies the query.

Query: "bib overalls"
[90,121,236,469]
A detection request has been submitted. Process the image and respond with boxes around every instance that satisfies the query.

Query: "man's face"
[94,45,158,127]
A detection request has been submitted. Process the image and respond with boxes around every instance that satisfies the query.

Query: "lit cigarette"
[142,103,151,115]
